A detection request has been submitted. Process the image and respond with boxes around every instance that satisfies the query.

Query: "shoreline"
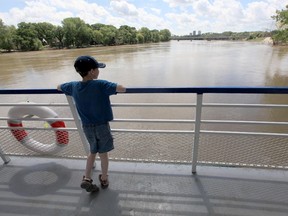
[0,38,282,54]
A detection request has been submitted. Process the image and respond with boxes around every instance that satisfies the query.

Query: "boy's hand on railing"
[116,85,126,93]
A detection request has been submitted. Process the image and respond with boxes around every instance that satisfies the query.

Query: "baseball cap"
[74,56,106,73]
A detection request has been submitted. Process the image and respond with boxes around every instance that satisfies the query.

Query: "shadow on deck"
[0,156,288,216]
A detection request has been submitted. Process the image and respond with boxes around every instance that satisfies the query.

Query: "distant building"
[189,31,202,36]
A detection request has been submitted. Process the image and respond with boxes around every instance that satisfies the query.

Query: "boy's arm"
[116,84,126,93]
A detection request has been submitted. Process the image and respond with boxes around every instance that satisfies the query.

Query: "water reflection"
[260,46,288,132]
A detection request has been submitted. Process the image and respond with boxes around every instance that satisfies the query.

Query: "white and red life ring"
[7,105,69,154]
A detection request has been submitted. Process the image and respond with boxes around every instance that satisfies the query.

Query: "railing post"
[192,93,203,174]
[0,147,10,164]
[66,96,90,154]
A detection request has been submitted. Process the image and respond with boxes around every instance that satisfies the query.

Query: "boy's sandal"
[99,174,109,189]
[81,176,99,193]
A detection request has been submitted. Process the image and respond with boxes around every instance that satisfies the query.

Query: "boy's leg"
[85,153,96,179]
[98,152,109,189]
[99,152,109,180]
[81,153,99,192]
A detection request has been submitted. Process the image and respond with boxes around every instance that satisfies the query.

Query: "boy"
[57,55,126,192]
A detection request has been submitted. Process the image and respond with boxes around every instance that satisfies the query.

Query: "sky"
[0,0,287,35]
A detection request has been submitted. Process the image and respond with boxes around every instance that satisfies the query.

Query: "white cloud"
[109,0,170,30]
[0,0,287,34]
[151,8,161,15]
[192,0,211,16]
[165,0,245,33]
[163,0,286,33]
[242,1,280,31]
[0,0,113,26]
[163,0,195,8]
[110,0,139,16]
[244,1,275,21]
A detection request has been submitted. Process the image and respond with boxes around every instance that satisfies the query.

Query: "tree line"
[0,17,172,52]
[172,31,272,41]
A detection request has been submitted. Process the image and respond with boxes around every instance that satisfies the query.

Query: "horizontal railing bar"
[7,118,279,125]
[2,126,194,134]
[1,86,288,95]
[203,103,288,108]
[0,89,61,94]
[197,161,288,169]
[0,102,193,108]
[112,103,196,107]
[1,126,77,131]
[113,119,195,123]
[0,117,74,121]
[112,129,195,134]
[201,130,288,137]
[2,127,287,136]
[126,87,288,94]
[1,102,286,108]
[202,120,288,125]
[0,103,68,106]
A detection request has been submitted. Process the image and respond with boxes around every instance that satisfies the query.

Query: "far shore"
[0,37,284,54]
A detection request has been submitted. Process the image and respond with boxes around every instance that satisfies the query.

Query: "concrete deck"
[0,156,288,216]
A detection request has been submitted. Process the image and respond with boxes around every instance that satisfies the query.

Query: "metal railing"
[1,87,288,173]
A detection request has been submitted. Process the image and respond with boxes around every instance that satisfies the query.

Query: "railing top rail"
[0,89,61,94]
[1,87,288,94]
[125,87,288,94]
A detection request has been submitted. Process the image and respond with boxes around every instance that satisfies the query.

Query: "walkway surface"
[0,156,288,216]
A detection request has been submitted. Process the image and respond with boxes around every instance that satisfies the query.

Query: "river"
[1,40,288,132]
[1,40,288,88]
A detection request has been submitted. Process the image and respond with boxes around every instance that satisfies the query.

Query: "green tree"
[138,27,152,43]
[272,5,288,44]
[0,19,17,51]
[15,22,43,51]
[116,25,137,45]
[90,23,106,45]
[222,31,233,37]
[75,24,93,47]
[91,23,107,31]
[136,33,144,43]
[150,29,160,43]
[62,17,91,48]
[99,25,117,46]
[53,26,65,48]
[272,30,288,44]
[34,22,57,47]
[272,5,288,29]
[91,29,103,45]
[0,25,16,51]
[159,29,171,41]
[0,19,5,47]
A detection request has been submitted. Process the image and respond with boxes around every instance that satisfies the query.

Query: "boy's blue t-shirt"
[60,79,117,125]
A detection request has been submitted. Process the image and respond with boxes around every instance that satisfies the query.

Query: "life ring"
[7,105,69,155]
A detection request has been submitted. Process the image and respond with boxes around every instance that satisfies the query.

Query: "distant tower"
[193,31,196,35]
[198,31,201,35]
